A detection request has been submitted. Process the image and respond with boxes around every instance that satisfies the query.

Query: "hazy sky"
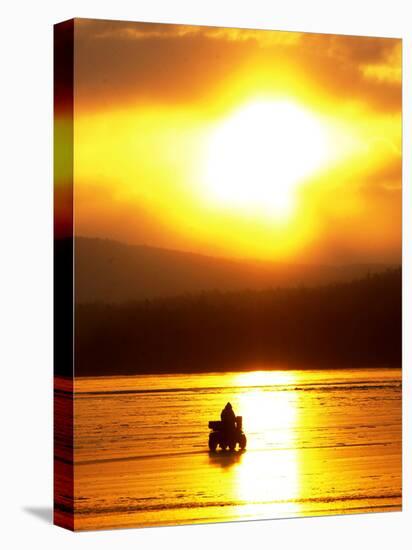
[67,19,401,263]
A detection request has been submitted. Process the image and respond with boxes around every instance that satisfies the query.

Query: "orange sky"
[69,19,401,264]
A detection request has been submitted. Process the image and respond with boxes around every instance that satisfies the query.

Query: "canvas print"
[54,18,402,531]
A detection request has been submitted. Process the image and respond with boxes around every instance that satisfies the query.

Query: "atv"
[208,416,247,452]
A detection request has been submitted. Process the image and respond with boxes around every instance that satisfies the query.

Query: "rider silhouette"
[221,402,236,430]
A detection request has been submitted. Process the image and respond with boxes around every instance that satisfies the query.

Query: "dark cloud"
[75,30,255,109]
[306,33,397,64]
[279,34,401,111]
[73,19,401,114]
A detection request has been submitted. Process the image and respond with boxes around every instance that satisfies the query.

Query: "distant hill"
[73,237,396,304]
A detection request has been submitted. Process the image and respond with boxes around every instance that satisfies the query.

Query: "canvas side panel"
[53,19,74,532]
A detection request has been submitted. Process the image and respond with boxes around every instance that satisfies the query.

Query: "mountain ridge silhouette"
[72,237,397,304]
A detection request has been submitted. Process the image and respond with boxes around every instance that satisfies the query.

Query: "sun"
[202,100,330,219]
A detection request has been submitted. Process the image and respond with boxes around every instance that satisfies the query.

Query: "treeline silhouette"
[74,269,401,376]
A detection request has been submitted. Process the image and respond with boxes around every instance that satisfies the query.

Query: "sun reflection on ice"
[230,371,302,518]
[232,370,299,449]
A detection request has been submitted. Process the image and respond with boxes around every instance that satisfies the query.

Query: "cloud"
[273,33,401,111]
[73,19,401,114]
[360,156,402,192]
[75,18,302,44]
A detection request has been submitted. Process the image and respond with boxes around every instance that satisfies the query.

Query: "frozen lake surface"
[60,368,401,530]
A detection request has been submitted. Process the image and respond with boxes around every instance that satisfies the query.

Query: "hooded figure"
[221,402,236,429]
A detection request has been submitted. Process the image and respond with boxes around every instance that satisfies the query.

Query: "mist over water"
[67,368,401,530]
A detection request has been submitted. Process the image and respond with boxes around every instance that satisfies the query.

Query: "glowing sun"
[203,100,329,218]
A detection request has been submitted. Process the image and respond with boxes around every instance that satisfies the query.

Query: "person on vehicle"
[221,402,236,430]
